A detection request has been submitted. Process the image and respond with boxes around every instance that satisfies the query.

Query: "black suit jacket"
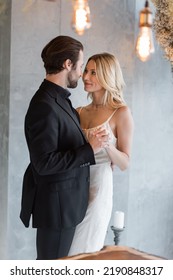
[20,79,95,229]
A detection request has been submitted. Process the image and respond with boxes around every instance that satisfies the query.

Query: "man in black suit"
[20,35,108,259]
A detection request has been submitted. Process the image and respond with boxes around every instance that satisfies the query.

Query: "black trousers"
[36,227,75,260]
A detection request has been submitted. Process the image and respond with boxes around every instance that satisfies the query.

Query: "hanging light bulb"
[72,0,91,35]
[135,0,155,62]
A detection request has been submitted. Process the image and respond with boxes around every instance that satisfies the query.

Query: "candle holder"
[111,226,125,245]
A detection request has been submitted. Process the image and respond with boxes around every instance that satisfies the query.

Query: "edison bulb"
[75,8,88,35]
[135,27,154,62]
[72,0,91,35]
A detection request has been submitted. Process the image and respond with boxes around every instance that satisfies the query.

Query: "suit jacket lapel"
[55,94,87,142]
[40,80,87,142]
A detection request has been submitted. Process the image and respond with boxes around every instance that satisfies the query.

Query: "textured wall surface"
[0,0,11,259]
[0,0,173,260]
[126,1,173,259]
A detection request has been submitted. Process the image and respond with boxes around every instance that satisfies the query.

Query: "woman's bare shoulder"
[116,105,132,115]
[76,106,82,113]
[114,106,133,125]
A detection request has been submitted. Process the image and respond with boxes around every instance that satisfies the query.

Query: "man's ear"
[63,59,72,71]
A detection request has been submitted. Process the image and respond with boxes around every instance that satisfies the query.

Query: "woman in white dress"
[68,53,134,256]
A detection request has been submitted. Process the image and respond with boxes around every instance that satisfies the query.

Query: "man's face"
[67,50,84,89]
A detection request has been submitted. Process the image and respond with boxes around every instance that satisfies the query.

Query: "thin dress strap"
[106,109,118,123]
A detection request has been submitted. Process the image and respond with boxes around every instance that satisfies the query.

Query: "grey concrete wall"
[126,1,173,259]
[0,0,173,259]
[0,0,11,259]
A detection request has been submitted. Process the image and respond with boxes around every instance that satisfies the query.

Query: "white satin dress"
[68,110,117,256]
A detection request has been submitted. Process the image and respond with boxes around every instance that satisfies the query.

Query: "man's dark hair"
[41,35,84,74]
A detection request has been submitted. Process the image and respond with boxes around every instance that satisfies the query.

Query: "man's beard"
[67,71,78,89]
[67,80,78,89]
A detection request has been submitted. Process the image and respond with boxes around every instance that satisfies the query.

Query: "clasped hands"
[88,126,110,153]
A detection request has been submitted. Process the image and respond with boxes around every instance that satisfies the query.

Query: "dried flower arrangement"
[151,0,173,69]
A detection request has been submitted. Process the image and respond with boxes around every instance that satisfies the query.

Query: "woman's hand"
[88,127,110,153]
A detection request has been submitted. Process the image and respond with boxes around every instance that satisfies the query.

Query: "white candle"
[114,211,124,229]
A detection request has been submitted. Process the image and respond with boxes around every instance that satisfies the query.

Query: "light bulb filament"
[135,1,155,62]
[72,0,91,35]
[136,26,154,62]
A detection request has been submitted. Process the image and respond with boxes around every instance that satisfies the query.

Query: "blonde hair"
[86,53,126,108]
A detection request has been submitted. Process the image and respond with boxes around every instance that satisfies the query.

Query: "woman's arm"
[106,106,134,171]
